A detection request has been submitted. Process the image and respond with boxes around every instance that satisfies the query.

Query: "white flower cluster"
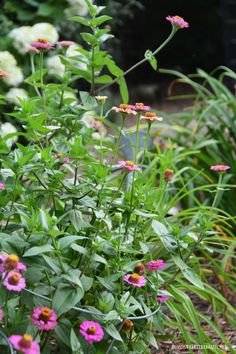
[9,23,59,54]
[66,44,88,71]
[65,0,90,17]
[0,51,23,86]
[46,55,65,77]
[0,122,17,147]
[6,88,28,105]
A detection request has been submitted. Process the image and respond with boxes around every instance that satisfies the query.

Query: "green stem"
[99,103,104,164]
[134,113,141,164]
[97,27,177,93]
[90,44,95,95]
[30,54,41,97]
[141,122,151,167]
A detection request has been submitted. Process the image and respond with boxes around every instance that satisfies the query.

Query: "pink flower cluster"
[80,320,104,345]
[210,164,230,172]
[0,254,27,292]
[31,306,57,331]
[9,334,40,354]
[31,39,54,50]
[146,259,166,271]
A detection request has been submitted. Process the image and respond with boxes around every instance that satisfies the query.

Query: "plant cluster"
[0,1,235,354]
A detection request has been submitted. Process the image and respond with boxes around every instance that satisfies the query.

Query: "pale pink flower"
[63,157,71,163]
[123,273,146,287]
[0,182,5,190]
[57,40,75,47]
[27,46,40,54]
[0,254,27,273]
[146,259,166,271]
[141,111,163,122]
[0,70,8,78]
[112,103,137,116]
[31,306,58,331]
[9,334,40,354]
[31,39,54,50]
[0,307,3,322]
[129,103,151,111]
[210,164,230,172]
[80,321,104,345]
[166,15,189,29]
[3,271,26,292]
[118,160,140,172]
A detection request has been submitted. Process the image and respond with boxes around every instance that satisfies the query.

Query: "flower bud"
[122,319,133,332]
[164,168,174,182]
[134,262,145,275]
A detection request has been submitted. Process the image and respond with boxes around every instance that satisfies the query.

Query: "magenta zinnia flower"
[3,271,26,292]
[0,182,5,190]
[156,294,170,302]
[31,39,54,50]
[129,103,151,111]
[9,334,40,354]
[112,103,137,116]
[58,40,75,47]
[0,254,26,274]
[166,15,189,29]
[146,259,166,271]
[31,306,57,331]
[118,160,140,172]
[210,164,230,172]
[123,273,146,287]
[0,307,3,322]
[80,321,104,345]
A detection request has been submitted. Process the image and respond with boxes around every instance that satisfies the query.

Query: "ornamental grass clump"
[0,2,235,353]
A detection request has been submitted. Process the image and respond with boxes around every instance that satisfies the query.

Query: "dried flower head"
[134,262,145,275]
[164,168,174,182]
[122,319,134,332]
[166,15,189,29]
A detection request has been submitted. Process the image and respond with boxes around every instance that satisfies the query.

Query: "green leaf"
[23,245,54,257]
[152,220,178,252]
[172,255,204,289]
[117,77,129,103]
[69,16,90,26]
[105,324,123,342]
[52,284,84,316]
[145,49,157,70]
[91,15,112,26]
[81,32,98,45]
[70,329,81,351]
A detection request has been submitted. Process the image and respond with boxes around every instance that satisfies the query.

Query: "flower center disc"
[129,273,140,284]
[39,308,51,322]
[119,104,129,109]
[87,326,97,335]
[4,255,19,270]
[19,335,32,349]
[8,273,21,285]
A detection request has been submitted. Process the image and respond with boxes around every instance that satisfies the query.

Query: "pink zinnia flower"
[146,259,166,271]
[156,294,170,302]
[112,103,137,116]
[210,164,230,172]
[63,157,71,163]
[123,273,146,287]
[0,254,27,273]
[57,40,75,47]
[80,321,104,345]
[130,103,151,111]
[3,271,26,292]
[0,182,5,190]
[31,39,54,50]
[118,160,140,172]
[27,46,40,54]
[0,307,3,322]
[31,306,58,331]
[141,111,163,122]
[0,70,8,78]
[9,334,40,354]
[166,15,189,29]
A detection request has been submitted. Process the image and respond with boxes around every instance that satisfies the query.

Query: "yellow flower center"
[145,112,156,118]
[125,161,134,167]
[135,102,144,106]
[4,254,19,270]
[8,272,21,285]
[87,326,97,334]
[129,273,141,284]
[19,334,32,349]
[39,307,51,321]
[119,104,129,109]
[37,38,49,44]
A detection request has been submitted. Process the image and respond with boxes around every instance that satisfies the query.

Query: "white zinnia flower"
[9,26,35,54]
[0,122,17,147]
[65,0,89,17]
[6,88,28,105]
[63,90,78,104]
[32,23,59,44]
[0,51,17,68]
[46,55,65,77]
[0,51,24,86]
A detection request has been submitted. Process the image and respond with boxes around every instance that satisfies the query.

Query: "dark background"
[115,0,236,86]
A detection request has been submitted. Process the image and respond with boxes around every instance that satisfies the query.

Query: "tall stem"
[97,27,177,93]
[141,122,151,167]
[134,113,141,164]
